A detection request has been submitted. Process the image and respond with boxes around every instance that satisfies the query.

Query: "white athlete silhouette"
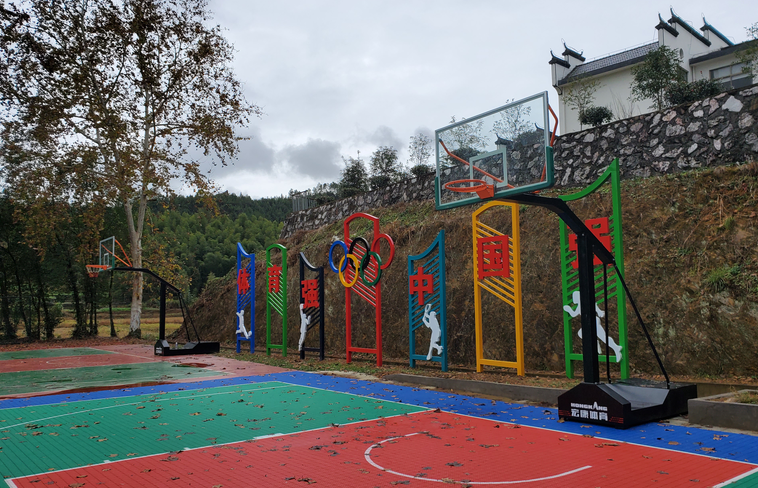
[236,310,251,339]
[298,304,311,351]
[422,304,443,360]
[563,291,622,363]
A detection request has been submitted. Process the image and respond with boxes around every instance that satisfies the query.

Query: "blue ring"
[328,240,349,273]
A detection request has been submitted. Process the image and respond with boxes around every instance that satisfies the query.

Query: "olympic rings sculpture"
[329,234,394,288]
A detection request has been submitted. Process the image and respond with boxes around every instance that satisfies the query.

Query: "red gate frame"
[342,213,394,367]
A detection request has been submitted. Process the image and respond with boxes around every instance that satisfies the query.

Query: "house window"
[710,62,752,90]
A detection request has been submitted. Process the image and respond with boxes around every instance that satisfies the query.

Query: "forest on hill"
[182,163,758,378]
[0,193,289,341]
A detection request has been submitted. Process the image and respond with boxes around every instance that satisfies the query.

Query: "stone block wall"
[281,84,758,238]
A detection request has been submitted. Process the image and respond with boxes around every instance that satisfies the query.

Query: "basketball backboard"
[435,92,555,210]
[99,237,115,270]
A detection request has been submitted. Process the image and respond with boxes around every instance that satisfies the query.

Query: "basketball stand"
[433,92,695,429]
[88,237,219,356]
[503,193,696,429]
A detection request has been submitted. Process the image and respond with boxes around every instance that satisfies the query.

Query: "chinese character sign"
[301,279,319,308]
[409,266,433,306]
[299,252,325,360]
[265,244,288,357]
[568,217,612,269]
[268,265,282,293]
[477,235,510,279]
[237,268,251,295]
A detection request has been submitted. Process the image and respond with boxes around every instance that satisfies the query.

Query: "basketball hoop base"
[154,339,220,356]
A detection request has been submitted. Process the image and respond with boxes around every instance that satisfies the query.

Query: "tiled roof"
[559,42,658,85]
[701,17,733,46]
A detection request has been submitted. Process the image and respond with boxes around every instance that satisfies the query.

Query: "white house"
[550,9,755,134]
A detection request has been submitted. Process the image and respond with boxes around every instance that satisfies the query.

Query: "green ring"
[360,251,383,287]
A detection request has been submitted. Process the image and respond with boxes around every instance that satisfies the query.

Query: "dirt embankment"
[180,164,758,378]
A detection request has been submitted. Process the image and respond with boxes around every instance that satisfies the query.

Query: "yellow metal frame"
[472,201,524,375]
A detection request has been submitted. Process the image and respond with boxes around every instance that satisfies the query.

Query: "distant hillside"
[153,192,291,222]
[180,163,758,378]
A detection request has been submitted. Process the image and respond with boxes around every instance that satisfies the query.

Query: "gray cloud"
[201,125,275,176]
[367,125,404,150]
[278,138,342,180]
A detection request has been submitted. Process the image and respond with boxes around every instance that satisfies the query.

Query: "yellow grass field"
[24,309,184,340]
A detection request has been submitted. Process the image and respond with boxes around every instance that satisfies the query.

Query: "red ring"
[443,179,489,193]
[371,233,395,270]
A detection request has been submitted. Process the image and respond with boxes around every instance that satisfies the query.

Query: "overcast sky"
[203,0,753,199]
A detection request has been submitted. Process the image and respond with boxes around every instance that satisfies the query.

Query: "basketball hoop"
[443,179,495,199]
[86,264,108,278]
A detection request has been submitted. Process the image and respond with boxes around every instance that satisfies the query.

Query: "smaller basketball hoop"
[86,264,108,278]
[443,179,495,199]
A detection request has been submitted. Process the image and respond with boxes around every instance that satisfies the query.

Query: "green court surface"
[0,381,425,482]
[0,347,112,360]
[0,362,221,396]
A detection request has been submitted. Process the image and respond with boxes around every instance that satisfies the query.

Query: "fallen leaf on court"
[68,484,85,487]
[698,447,716,452]
[668,441,679,445]
[109,454,118,457]
[190,412,200,416]
[216,413,226,416]
[142,469,151,473]
[97,438,108,442]
[76,475,87,478]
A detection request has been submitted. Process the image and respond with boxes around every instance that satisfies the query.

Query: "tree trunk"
[125,197,146,338]
[0,264,15,339]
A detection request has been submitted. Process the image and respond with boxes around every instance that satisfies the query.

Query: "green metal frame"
[266,243,288,356]
[558,159,629,379]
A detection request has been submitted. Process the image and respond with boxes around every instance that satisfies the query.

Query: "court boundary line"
[714,466,758,487]
[1,383,293,431]
[363,431,593,484]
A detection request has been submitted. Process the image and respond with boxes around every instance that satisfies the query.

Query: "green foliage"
[737,22,758,74]
[154,192,291,223]
[631,46,685,110]
[578,106,614,127]
[563,78,602,125]
[339,155,368,198]
[410,164,434,179]
[665,79,721,106]
[704,264,742,292]
[150,209,282,296]
[369,146,402,190]
[407,133,433,169]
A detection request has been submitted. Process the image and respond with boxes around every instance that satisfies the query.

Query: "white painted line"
[363,432,592,484]
[713,466,758,487]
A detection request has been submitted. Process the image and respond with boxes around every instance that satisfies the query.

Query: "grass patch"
[19,310,184,340]
[704,264,742,292]
[731,390,758,404]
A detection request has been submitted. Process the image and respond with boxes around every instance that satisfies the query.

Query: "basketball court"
[0,347,755,487]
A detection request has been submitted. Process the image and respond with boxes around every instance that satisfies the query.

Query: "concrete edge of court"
[384,373,566,404]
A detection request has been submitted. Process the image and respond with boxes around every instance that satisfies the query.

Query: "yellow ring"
[338,255,360,288]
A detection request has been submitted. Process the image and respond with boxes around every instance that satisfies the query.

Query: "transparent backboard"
[435,91,554,210]
[99,237,115,270]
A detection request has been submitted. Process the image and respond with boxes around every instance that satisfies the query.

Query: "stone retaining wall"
[281,84,758,238]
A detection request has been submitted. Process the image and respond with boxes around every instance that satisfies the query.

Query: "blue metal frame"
[236,243,255,353]
[407,230,447,371]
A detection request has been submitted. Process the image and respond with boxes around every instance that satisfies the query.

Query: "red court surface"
[11,410,754,487]
[96,344,292,378]
[0,353,153,373]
